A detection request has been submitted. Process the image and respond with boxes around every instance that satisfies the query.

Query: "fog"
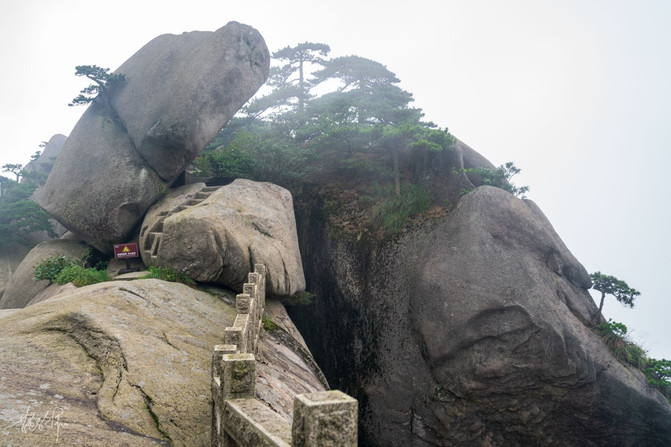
[1,0,669,358]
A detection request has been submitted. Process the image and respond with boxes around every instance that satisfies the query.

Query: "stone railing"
[212,264,358,446]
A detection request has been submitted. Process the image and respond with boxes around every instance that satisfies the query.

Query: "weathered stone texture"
[290,185,671,446]
[292,391,358,447]
[0,279,323,445]
[222,398,292,447]
[140,180,306,296]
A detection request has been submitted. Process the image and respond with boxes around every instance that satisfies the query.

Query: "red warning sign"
[113,243,139,259]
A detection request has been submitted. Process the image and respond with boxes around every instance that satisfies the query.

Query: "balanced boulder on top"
[37,22,270,253]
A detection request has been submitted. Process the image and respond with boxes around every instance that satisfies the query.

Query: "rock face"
[111,23,270,182]
[0,238,88,309]
[37,22,270,253]
[0,279,325,445]
[22,133,66,179]
[140,180,306,296]
[290,186,671,446]
[0,243,31,299]
[38,109,166,252]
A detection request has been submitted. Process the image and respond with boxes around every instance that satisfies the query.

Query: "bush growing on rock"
[372,183,432,234]
[598,319,647,368]
[55,264,109,287]
[597,319,671,400]
[32,255,79,282]
[140,266,196,287]
[33,253,109,287]
[646,358,671,400]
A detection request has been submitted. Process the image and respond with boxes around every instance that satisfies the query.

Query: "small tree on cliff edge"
[68,65,126,112]
[590,271,640,319]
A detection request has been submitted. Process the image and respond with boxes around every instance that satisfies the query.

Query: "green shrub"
[283,290,316,306]
[55,264,109,287]
[598,320,647,368]
[459,162,530,198]
[372,184,432,233]
[33,255,79,282]
[262,316,280,331]
[141,266,196,287]
[193,143,257,179]
[81,246,110,271]
[596,320,671,400]
[645,358,671,399]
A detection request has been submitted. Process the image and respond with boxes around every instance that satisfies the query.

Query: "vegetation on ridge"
[0,166,56,249]
[596,320,670,401]
[68,64,126,109]
[192,42,528,237]
[457,162,529,198]
[590,271,640,319]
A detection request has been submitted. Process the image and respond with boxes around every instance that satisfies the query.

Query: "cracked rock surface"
[0,279,322,445]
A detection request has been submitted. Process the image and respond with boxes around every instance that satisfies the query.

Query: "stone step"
[151,220,164,233]
[149,232,162,256]
[170,205,188,214]
[143,231,155,251]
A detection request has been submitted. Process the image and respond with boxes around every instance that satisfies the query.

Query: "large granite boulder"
[37,108,167,253]
[0,237,88,309]
[290,185,671,446]
[0,280,325,445]
[37,22,269,253]
[139,180,306,296]
[111,22,270,181]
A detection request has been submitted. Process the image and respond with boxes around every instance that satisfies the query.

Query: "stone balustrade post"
[221,353,256,400]
[292,391,358,447]
[236,293,251,314]
[212,345,239,447]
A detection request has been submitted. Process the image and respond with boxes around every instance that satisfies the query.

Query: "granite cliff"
[287,144,671,446]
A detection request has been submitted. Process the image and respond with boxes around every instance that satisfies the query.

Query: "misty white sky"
[0,1,669,359]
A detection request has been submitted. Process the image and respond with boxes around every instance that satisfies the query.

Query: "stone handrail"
[212,264,358,446]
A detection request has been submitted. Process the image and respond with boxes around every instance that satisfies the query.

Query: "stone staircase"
[141,185,221,262]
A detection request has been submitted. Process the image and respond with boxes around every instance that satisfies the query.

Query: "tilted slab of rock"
[111,22,270,182]
[37,22,269,253]
[139,180,306,296]
[291,185,671,446]
[0,280,325,445]
[37,111,167,253]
